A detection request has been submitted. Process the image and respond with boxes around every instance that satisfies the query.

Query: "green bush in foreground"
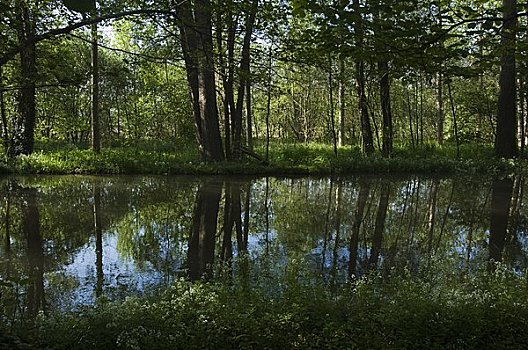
[4,264,528,349]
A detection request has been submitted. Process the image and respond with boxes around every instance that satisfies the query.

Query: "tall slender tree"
[91,19,101,153]
[12,0,37,156]
[352,0,374,155]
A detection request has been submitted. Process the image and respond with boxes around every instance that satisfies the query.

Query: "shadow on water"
[0,174,527,317]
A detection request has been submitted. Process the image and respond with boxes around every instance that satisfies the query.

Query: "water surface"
[0,175,526,318]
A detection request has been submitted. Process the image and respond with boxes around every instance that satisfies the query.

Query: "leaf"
[63,0,96,13]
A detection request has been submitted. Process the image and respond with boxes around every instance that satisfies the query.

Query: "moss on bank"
[0,142,522,176]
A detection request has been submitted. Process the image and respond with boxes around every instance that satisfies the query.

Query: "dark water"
[0,175,526,318]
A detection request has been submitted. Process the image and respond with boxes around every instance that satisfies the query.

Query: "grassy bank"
[3,264,528,349]
[0,142,521,176]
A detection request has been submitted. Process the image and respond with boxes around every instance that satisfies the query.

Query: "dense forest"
[5,2,528,348]
[0,0,523,164]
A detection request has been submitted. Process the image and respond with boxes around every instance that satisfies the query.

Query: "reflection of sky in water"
[3,176,528,313]
[62,232,169,308]
[58,227,278,309]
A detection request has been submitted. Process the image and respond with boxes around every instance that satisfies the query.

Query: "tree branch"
[0,9,179,67]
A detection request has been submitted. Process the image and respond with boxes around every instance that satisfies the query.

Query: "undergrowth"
[2,263,528,349]
[0,141,521,175]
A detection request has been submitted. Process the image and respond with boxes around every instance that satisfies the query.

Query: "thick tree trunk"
[13,0,36,156]
[188,180,222,280]
[495,0,518,158]
[489,179,514,264]
[178,0,224,161]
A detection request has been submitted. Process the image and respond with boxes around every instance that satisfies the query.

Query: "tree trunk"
[495,0,518,158]
[265,46,272,161]
[216,6,234,159]
[437,72,444,144]
[338,58,345,147]
[447,82,460,158]
[352,0,374,155]
[12,0,36,156]
[520,74,525,155]
[178,0,224,161]
[91,21,101,153]
[356,61,374,155]
[246,82,253,150]
[4,183,11,257]
[188,180,222,280]
[231,0,258,160]
[0,67,9,152]
[329,58,338,156]
[379,61,393,157]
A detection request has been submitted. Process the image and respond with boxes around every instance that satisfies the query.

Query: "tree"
[352,0,374,155]
[12,0,37,156]
[494,0,518,158]
[375,1,393,157]
[177,0,224,161]
[91,19,101,153]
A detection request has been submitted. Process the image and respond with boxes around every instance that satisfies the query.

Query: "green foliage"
[0,141,521,176]
[4,264,528,349]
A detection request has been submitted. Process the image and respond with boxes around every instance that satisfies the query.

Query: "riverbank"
[0,142,521,176]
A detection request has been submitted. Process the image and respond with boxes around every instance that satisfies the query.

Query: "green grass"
[0,141,522,176]
[3,263,528,349]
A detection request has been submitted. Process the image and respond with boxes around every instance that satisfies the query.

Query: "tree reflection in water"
[489,179,514,266]
[0,175,527,317]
